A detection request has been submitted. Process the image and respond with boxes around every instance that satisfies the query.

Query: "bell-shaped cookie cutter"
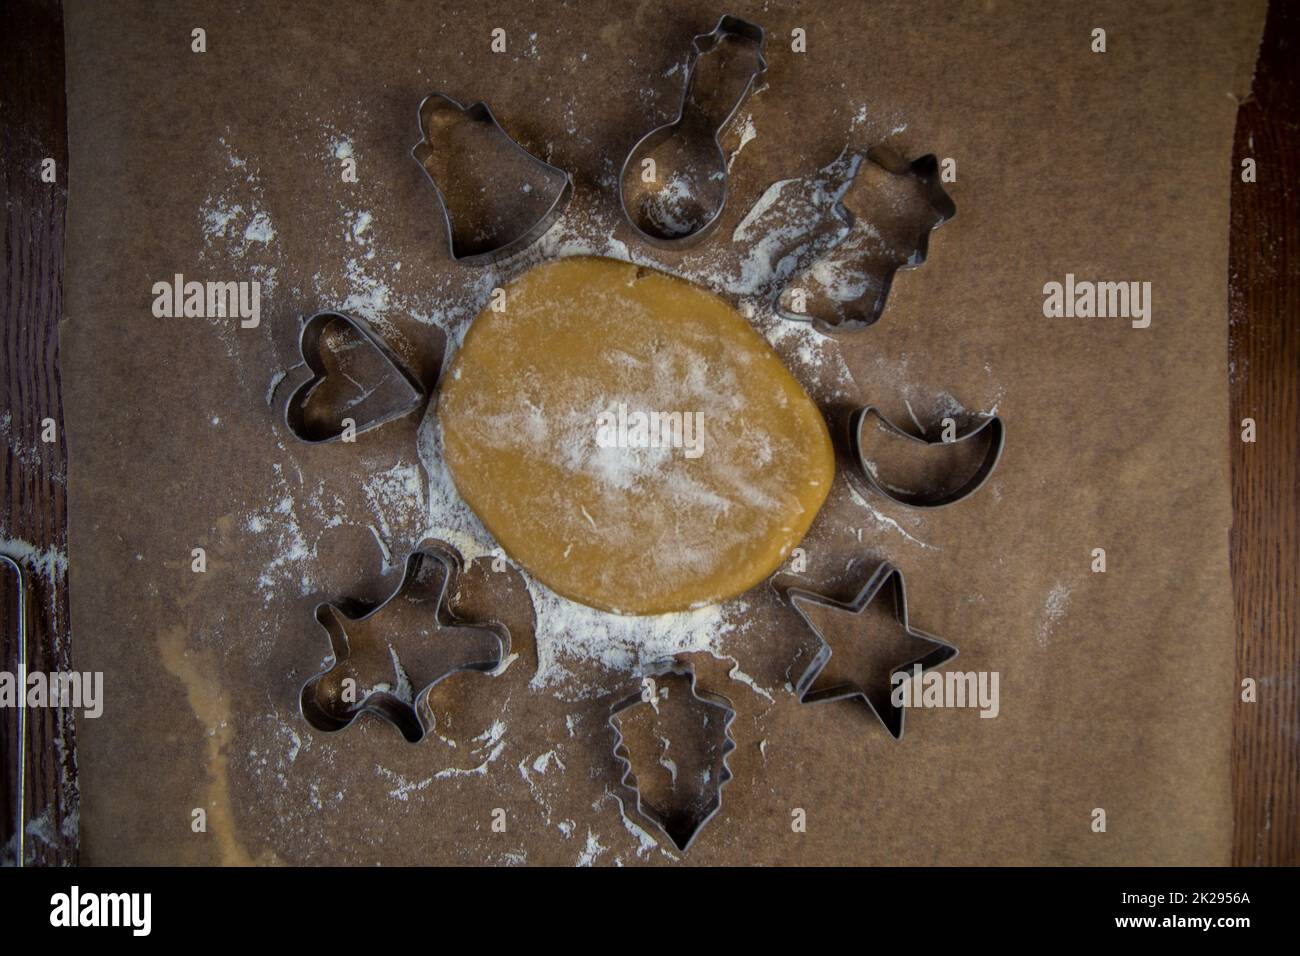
[299,540,510,744]
[619,15,768,248]
[284,310,427,444]
[608,661,736,853]
[412,92,573,265]
[777,146,956,332]
[850,404,1004,508]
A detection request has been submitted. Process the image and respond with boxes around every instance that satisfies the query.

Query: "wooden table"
[1227,0,1299,868]
[2,0,1295,866]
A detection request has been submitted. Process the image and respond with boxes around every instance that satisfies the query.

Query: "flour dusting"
[179,109,1004,863]
[405,173,878,696]
[1037,581,1073,647]
[418,403,740,698]
[0,534,69,582]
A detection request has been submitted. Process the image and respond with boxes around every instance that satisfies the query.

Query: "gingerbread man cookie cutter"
[299,541,510,743]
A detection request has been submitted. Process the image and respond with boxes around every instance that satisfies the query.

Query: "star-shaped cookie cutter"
[284,310,428,444]
[787,561,957,739]
[299,540,510,743]
[608,661,737,853]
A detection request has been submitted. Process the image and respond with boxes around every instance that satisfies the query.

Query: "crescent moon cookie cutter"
[284,310,428,444]
[608,661,737,854]
[787,561,958,740]
[299,540,511,744]
[618,14,768,248]
[777,145,956,332]
[412,92,573,265]
[849,404,1005,508]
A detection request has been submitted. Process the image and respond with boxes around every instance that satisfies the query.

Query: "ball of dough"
[439,256,834,615]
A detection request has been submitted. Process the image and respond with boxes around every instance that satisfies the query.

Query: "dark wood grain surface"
[1229,0,1299,867]
[1,0,77,866]
[1,0,1294,866]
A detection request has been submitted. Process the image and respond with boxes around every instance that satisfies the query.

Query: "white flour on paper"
[404,159,898,699]
[1037,581,1074,647]
[416,406,743,698]
[190,117,996,847]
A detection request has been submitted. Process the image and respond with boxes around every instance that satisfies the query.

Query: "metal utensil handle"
[1,554,25,868]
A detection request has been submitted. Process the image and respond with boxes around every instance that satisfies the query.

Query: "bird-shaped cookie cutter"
[776,145,956,332]
[787,561,958,740]
[619,15,768,248]
[608,661,736,853]
[299,540,510,743]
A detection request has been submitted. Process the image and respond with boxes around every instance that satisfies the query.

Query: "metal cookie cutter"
[299,540,510,743]
[1,555,27,867]
[412,93,573,265]
[787,561,957,740]
[619,15,768,248]
[777,145,955,332]
[284,310,427,444]
[850,404,1004,508]
[608,661,736,853]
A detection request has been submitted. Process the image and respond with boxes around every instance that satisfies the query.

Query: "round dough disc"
[438,256,835,615]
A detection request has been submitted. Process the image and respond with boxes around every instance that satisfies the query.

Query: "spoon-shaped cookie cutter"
[850,404,1005,508]
[777,146,956,332]
[619,15,768,247]
[1,554,26,867]
[299,540,510,743]
[412,93,573,265]
[284,310,427,444]
[608,661,736,853]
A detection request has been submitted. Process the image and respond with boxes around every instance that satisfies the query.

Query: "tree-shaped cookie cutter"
[412,92,573,265]
[608,661,737,853]
[299,540,510,743]
[619,15,768,247]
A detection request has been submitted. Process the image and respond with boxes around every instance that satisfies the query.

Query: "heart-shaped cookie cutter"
[299,540,511,744]
[284,310,427,444]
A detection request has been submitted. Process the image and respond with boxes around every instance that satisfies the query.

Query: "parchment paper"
[63,0,1264,864]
